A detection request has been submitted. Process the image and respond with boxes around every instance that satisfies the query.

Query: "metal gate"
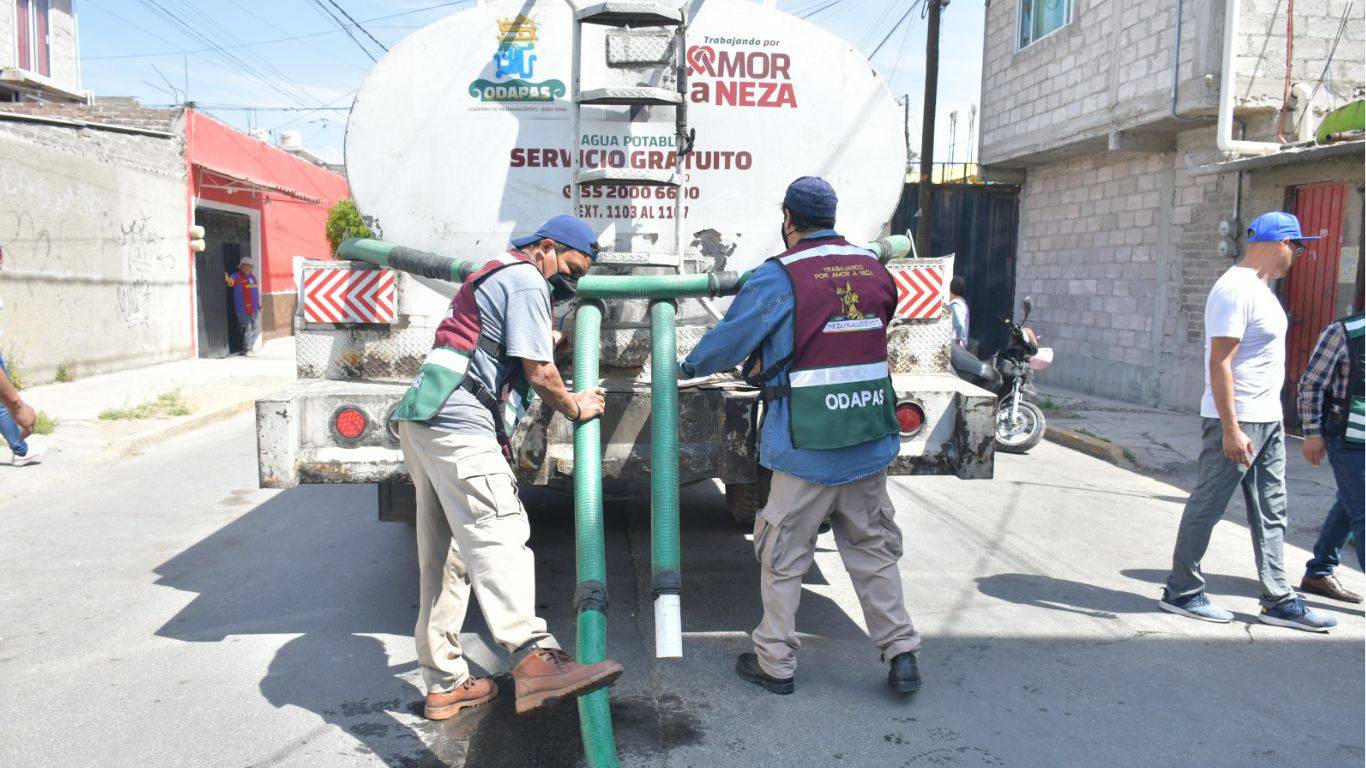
[893,183,1020,357]
[194,249,231,359]
[1281,182,1347,428]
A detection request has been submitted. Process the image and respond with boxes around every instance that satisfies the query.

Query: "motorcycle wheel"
[995,397,1046,454]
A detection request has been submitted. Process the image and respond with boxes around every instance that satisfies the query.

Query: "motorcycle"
[950,296,1055,454]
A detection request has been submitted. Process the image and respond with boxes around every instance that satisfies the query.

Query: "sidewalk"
[1039,385,1341,549]
[5,337,295,479]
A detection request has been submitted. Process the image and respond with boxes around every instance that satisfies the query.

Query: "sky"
[76,0,985,166]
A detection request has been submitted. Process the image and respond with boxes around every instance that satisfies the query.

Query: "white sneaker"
[13,436,45,467]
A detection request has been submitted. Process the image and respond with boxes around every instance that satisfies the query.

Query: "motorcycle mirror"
[1022,296,1033,320]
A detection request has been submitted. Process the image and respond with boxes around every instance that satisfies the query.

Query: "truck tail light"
[333,406,369,442]
[895,400,924,438]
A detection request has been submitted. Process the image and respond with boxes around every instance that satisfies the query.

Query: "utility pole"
[915,0,945,260]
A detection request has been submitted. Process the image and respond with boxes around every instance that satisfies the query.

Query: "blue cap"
[783,176,838,221]
[1247,211,1320,243]
[510,214,600,259]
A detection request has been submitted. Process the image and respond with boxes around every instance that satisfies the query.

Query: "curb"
[123,399,258,456]
[1044,426,1135,468]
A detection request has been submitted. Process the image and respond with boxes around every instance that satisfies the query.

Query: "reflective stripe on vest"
[769,236,899,451]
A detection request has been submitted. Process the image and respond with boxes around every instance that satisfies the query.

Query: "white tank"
[345,0,908,275]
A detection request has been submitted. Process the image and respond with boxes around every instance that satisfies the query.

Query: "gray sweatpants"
[1166,419,1294,608]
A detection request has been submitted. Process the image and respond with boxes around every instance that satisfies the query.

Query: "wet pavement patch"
[413,676,707,767]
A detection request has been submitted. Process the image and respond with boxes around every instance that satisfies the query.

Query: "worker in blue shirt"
[679,177,922,696]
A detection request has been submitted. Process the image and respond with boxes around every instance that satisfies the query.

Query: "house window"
[1019,0,1072,49]
[13,0,52,77]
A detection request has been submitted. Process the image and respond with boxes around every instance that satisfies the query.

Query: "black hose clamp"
[574,579,609,614]
[651,570,682,599]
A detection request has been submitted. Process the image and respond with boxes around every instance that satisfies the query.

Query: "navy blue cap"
[1247,211,1320,243]
[510,214,600,259]
[783,176,838,221]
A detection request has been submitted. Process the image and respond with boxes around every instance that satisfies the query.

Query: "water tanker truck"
[255,0,996,520]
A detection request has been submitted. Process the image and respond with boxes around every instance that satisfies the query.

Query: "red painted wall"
[184,110,349,295]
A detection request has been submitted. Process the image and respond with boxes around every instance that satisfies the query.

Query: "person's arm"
[523,358,604,421]
[1208,336,1253,465]
[501,281,604,421]
[950,299,967,345]
[0,365,34,439]
[679,265,786,378]
[225,272,236,287]
[1296,323,1345,465]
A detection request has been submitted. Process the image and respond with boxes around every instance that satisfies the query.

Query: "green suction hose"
[336,238,476,282]
[571,300,620,768]
[649,300,683,658]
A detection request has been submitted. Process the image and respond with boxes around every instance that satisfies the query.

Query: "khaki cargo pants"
[752,470,921,679]
[399,421,559,694]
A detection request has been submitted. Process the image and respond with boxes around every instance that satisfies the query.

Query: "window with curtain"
[13,0,52,77]
[1019,0,1072,49]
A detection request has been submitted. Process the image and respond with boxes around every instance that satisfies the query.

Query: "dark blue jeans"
[1305,422,1365,576]
[0,352,28,457]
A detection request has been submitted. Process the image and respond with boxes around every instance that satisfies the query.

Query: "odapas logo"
[469,15,566,103]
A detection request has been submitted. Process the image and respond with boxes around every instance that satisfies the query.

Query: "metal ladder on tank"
[568,2,697,277]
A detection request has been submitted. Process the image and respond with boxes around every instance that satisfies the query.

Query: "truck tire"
[725,467,771,526]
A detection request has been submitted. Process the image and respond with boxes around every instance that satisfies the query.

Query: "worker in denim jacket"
[679,177,922,696]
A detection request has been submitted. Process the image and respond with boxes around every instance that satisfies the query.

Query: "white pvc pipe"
[654,594,683,658]
[1217,0,1280,156]
[1291,82,1316,143]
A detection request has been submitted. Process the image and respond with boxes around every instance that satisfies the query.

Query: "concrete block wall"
[981,0,1366,165]
[1015,126,1239,410]
[0,115,193,383]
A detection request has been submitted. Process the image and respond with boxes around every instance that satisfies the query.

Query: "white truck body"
[256,0,995,511]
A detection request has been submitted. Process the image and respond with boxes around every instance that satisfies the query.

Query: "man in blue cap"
[1160,211,1337,632]
[680,177,923,695]
[392,214,624,720]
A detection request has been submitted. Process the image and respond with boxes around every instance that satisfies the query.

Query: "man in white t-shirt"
[1159,212,1337,632]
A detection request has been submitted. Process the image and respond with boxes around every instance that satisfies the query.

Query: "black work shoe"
[888,652,922,693]
[735,652,794,695]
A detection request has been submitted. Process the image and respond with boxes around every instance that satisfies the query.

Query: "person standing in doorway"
[949,276,970,349]
[225,257,262,356]
[679,177,923,695]
[1296,307,1365,603]
[1159,211,1336,632]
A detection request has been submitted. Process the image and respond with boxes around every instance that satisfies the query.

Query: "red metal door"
[33,0,49,77]
[1282,182,1347,429]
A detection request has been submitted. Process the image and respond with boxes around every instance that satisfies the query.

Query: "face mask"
[548,272,579,303]
[779,221,792,248]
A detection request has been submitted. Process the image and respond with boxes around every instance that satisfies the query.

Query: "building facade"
[1,0,84,102]
[0,100,348,381]
[979,0,1364,419]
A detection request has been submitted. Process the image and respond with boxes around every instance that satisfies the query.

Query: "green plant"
[54,361,74,383]
[2,354,27,390]
[1039,398,1057,411]
[325,198,374,252]
[33,411,56,435]
[99,389,194,421]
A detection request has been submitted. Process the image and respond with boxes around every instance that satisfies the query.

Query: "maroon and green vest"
[762,236,899,450]
[391,251,540,453]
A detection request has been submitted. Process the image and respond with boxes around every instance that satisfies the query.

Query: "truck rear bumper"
[255,373,995,491]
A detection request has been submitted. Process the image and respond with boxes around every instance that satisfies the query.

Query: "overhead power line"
[308,0,379,62]
[322,0,388,52]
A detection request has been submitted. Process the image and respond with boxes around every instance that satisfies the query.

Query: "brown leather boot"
[423,676,498,720]
[1301,574,1363,603]
[512,648,624,715]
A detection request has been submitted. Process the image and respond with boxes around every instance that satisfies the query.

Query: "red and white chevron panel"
[302,268,397,324]
[891,265,945,319]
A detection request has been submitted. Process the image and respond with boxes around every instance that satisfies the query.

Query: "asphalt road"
[1,414,1361,768]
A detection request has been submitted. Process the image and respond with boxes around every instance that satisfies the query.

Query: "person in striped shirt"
[1297,309,1365,603]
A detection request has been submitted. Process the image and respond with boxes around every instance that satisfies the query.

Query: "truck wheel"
[725,467,771,526]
